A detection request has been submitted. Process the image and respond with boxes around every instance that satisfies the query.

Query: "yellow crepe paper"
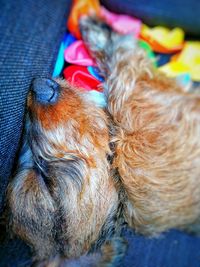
[141,24,184,49]
[159,42,200,81]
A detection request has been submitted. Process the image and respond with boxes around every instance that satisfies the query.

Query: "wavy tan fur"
[80,16,200,235]
[7,79,120,263]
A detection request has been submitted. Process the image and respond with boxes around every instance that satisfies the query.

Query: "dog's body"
[6,16,200,266]
[80,16,200,235]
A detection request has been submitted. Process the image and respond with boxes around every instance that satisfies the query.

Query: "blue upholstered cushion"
[0,0,72,214]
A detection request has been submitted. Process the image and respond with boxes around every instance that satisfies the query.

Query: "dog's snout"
[31,78,60,105]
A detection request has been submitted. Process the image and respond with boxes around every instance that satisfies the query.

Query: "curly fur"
[6,15,200,267]
[7,79,122,265]
[80,16,200,235]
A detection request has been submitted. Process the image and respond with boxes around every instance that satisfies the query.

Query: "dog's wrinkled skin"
[7,78,126,265]
[80,16,200,235]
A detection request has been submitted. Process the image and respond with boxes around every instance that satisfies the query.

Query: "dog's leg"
[80,16,153,121]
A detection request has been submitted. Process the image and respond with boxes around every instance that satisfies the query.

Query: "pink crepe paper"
[100,6,141,38]
[64,40,97,66]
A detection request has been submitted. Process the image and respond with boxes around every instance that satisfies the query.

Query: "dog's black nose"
[31,78,60,105]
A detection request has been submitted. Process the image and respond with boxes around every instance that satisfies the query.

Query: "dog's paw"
[80,15,136,53]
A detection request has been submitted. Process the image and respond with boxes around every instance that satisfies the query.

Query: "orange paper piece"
[68,0,100,39]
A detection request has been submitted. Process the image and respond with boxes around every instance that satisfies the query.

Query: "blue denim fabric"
[101,0,200,36]
[122,228,200,267]
[0,0,72,214]
[0,235,32,267]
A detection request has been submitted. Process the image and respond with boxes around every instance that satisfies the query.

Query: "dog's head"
[26,78,85,181]
[9,77,118,260]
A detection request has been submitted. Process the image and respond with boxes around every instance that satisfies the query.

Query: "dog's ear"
[7,168,57,260]
[7,149,87,261]
[39,155,86,196]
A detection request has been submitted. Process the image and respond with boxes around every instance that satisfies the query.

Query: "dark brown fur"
[7,79,123,265]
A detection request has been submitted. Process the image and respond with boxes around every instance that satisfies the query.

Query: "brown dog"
[7,78,125,265]
[80,16,200,235]
[7,15,200,266]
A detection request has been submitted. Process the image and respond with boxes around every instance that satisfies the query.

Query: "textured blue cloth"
[0,0,72,214]
[0,233,32,267]
[101,0,200,36]
[122,228,200,267]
